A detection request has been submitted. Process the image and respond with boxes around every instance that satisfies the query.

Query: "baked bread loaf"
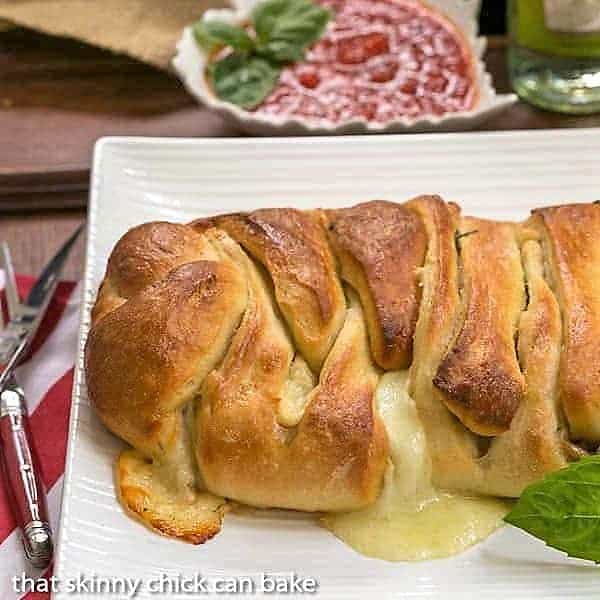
[85,197,599,543]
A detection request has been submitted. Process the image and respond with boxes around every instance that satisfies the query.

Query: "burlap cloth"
[0,1,228,68]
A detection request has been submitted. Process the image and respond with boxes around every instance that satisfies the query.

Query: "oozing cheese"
[322,372,509,561]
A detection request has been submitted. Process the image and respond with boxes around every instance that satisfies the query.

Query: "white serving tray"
[56,129,600,600]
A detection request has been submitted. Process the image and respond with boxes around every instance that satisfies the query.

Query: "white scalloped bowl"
[172,0,517,135]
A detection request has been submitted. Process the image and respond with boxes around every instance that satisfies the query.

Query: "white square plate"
[56,129,600,600]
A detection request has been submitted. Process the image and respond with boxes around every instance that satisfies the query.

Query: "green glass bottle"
[508,0,600,113]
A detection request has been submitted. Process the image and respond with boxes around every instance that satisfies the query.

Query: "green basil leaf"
[257,39,305,63]
[193,20,255,53]
[208,53,280,109]
[197,0,330,109]
[252,0,331,56]
[505,455,600,563]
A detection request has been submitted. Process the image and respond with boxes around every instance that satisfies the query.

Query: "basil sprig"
[193,0,331,109]
[194,20,255,53]
[253,0,332,62]
[208,55,280,111]
[505,455,600,563]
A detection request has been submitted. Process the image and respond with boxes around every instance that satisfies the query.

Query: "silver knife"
[0,226,83,569]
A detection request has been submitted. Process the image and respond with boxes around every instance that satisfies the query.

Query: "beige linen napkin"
[0,1,227,68]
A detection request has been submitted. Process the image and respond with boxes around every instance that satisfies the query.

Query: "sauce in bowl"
[252,0,478,124]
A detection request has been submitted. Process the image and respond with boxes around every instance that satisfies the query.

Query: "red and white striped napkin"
[0,273,81,600]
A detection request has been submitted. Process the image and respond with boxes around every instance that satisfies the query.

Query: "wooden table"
[1,28,599,280]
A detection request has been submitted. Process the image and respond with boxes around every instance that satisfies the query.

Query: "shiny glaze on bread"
[85,198,599,543]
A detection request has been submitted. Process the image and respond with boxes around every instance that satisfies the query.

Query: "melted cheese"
[322,372,510,561]
[278,355,316,427]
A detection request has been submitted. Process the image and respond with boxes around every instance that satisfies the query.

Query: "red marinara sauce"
[252,0,478,124]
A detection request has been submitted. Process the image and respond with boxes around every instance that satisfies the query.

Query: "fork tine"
[0,242,21,323]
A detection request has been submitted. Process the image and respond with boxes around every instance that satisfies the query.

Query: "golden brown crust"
[117,449,225,544]
[86,229,249,545]
[92,222,211,323]
[324,201,427,370]
[530,203,600,441]
[86,197,597,544]
[86,259,248,458]
[405,195,480,488]
[191,208,346,372]
[407,203,570,497]
[196,249,388,511]
[473,239,568,496]
[434,218,526,436]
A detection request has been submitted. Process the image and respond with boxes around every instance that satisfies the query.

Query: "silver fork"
[0,226,82,568]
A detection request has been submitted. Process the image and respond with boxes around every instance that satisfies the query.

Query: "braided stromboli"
[85,196,600,555]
